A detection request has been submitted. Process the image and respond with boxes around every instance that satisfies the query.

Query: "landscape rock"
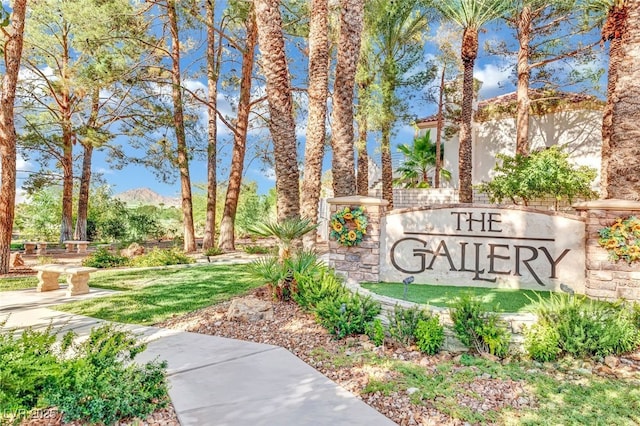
[604,355,619,369]
[10,252,24,267]
[226,296,273,322]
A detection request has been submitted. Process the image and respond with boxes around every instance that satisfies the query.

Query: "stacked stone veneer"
[574,199,640,302]
[327,196,388,282]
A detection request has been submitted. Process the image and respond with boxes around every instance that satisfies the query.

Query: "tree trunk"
[515,5,532,156]
[301,0,329,248]
[458,27,478,204]
[254,0,300,220]
[74,143,93,241]
[381,73,395,208]
[435,65,445,188]
[74,88,100,241]
[331,0,364,197]
[61,123,74,242]
[219,11,257,251]
[606,1,640,200]
[167,0,196,252]
[0,0,27,274]
[202,0,218,251]
[356,81,369,196]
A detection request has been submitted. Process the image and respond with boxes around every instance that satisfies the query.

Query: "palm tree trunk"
[605,1,640,200]
[331,0,364,197]
[435,66,445,188]
[356,81,369,196]
[0,0,26,274]
[202,0,218,251]
[301,0,329,248]
[219,11,257,251]
[381,73,395,208]
[254,0,300,220]
[167,0,196,252]
[458,27,478,204]
[515,5,532,156]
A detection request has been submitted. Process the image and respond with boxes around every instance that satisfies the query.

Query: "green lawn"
[361,282,553,312]
[3,265,262,325]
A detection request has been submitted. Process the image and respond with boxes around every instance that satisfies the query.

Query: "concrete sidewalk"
[0,287,395,426]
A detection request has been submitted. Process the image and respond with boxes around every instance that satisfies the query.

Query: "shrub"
[82,248,128,268]
[129,247,194,267]
[365,318,385,347]
[532,294,640,358]
[203,247,224,256]
[387,305,432,346]
[525,322,562,362]
[450,295,511,358]
[242,245,273,255]
[475,146,597,210]
[0,323,168,425]
[294,269,348,312]
[415,317,445,355]
[249,250,325,301]
[315,293,381,339]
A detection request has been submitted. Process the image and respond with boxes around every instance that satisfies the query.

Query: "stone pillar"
[574,199,640,302]
[327,196,388,282]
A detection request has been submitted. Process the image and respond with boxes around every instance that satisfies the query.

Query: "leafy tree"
[394,131,450,188]
[14,187,62,241]
[475,146,598,210]
[366,0,433,207]
[0,0,27,274]
[433,0,513,203]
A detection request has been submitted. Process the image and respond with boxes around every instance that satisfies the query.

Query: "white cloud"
[474,63,513,99]
[263,167,276,182]
[96,167,114,175]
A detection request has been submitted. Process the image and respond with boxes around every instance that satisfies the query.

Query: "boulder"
[226,296,274,322]
[121,242,145,257]
[10,252,24,267]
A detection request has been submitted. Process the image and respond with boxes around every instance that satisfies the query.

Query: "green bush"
[0,324,168,425]
[387,305,432,346]
[531,294,640,358]
[450,295,511,358]
[129,247,194,267]
[203,247,224,256]
[525,322,562,362]
[415,317,445,355]
[475,146,597,210]
[242,245,273,255]
[315,293,382,339]
[365,318,385,346]
[82,248,129,268]
[294,269,348,311]
[10,242,24,251]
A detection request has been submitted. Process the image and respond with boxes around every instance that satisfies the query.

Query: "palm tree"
[254,0,300,219]
[394,132,451,188]
[367,0,430,208]
[434,0,512,203]
[0,0,27,274]
[331,0,364,197]
[301,0,329,248]
[586,0,638,200]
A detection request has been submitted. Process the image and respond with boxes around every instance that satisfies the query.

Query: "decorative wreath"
[598,215,640,264]
[330,206,368,247]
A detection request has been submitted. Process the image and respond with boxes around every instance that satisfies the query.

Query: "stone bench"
[63,240,90,254]
[24,241,48,255]
[32,264,98,296]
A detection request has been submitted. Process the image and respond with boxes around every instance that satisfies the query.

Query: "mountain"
[115,188,181,207]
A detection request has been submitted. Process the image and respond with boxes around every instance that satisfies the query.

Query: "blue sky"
[10,3,607,201]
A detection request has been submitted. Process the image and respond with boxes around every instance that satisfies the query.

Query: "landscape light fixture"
[402,276,414,300]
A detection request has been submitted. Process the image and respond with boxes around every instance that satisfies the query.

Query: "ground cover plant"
[361,282,552,312]
[53,264,261,325]
[0,323,168,425]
